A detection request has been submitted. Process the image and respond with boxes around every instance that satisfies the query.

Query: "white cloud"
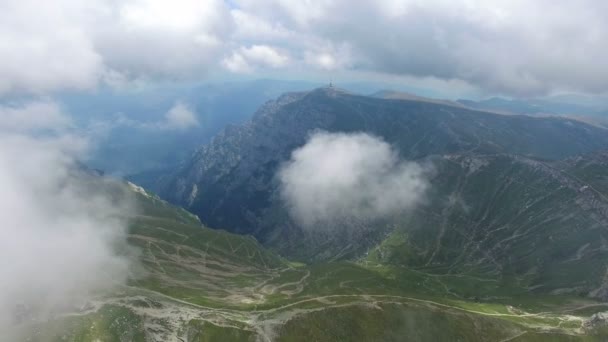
[0,0,232,96]
[222,52,254,73]
[303,44,354,71]
[234,0,608,96]
[231,9,291,41]
[0,3,153,336]
[120,0,224,32]
[310,53,337,70]
[0,101,71,133]
[96,0,231,80]
[163,101,199,130]
[222,44,290,73]
[244,45,289,67]
[0,0,102,95]
[99,101,199,131]
[0,94,132,341]
[0,104,133,337]
[3,0,608,97]
[236,0,334,28]
[279,131,429,228]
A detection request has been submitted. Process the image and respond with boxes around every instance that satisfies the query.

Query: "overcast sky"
[1,0,607,98]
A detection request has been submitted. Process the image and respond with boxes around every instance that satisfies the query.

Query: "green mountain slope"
[18,181,608,341]
[366,154,608,297]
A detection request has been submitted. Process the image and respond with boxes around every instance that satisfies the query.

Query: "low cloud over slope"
[279,131,429,228]
[0,103,133,336]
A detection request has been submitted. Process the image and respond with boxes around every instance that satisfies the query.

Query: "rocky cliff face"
[158,87,608,234]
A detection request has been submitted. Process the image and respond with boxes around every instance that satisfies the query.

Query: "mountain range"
[156,87,608,263]
[19,87,608,341]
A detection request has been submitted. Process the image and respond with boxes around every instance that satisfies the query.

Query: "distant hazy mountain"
[59,79,321,177]
[372,89,466,108]
[58,80,608,180]
[457,95,608,118]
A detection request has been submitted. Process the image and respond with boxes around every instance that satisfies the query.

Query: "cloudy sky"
[1,0,607,98]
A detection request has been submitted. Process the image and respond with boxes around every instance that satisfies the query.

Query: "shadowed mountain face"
[157,88,608,236]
